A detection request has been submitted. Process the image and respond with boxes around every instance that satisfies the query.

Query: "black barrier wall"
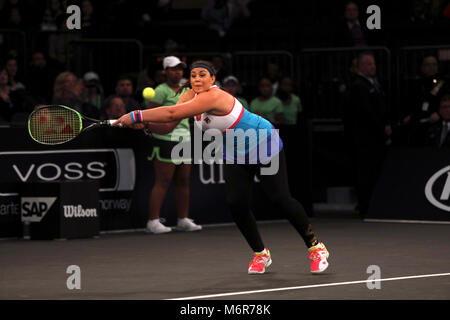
[0,124,312,238]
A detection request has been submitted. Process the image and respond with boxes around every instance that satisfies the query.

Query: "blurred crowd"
[0,0,449,218]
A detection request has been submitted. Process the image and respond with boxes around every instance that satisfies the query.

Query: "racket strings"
[29,107,82,144]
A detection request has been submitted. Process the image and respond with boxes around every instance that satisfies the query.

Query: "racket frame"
[28,105,113,145]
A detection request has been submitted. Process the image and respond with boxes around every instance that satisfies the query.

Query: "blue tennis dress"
[194,86,283,164]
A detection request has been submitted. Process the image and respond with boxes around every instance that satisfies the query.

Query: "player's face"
[190,68,215,93]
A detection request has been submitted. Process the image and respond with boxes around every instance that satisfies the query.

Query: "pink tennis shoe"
[248,249,272,274]
[308,242,330,273]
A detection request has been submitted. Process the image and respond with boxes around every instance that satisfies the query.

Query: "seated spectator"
[5,57,25,91]
[26,51,55,103]
[104,96,127,120]
[265,62,282,96]
[201,0,250,38]
[424,94,450,148]
[276,76,302,125]
[83,71,104,111]
[333,1,368,47]
[249,77,283,124]
[48,13,81,70]
[0,0,27,30]
[103,75,139,113]
[211,55,230,86]
[222,75,248,109]
[81,0,101,37]
[136,68,156,98]
[52,71,99,118]
[41,0,64,31]
[0,67,22,122]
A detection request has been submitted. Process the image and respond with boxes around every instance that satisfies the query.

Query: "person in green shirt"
[276,76,302,125]
[249,77,283,124]
[145,56,202,234]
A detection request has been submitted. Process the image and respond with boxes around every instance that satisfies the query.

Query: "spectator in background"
[83,71,104,111]
[344,52,391,218]
[249,77,283,124]
[211,55,230,86]
[276,76,302,125]
[265,62,282,96]
[153,69,167,87]
[104,96,127,120]
[334,1,368,47]
[137,66,157,98]
[202,0,250,38]
[81,0,100,37]
[104,75,139,113]
[0,67,22,122]
[48,13,81,70]
[52,71,99,118]
[0,0,27,30]
[222,75,248,109]
[5,57,25,91]
[26,51,55,103]
[403,55,450,145]
[41,0,64,31]
[424,94,450,148]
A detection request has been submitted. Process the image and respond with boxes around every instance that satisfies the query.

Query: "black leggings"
[224,149,318,252]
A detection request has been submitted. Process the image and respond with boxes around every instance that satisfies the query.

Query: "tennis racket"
[28,105,121,145]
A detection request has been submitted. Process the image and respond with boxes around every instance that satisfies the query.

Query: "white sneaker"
[146,219,172,234]
[175,218,202,232]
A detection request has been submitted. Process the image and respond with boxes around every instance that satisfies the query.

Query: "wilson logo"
[425,165,450,212]
[63,205,98,218]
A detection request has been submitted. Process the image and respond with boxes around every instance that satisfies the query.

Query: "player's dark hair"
[175,60,215,95]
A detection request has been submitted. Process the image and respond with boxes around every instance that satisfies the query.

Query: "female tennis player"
[113,60,330,274]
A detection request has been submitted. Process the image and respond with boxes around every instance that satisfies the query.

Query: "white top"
[193,86,244,134]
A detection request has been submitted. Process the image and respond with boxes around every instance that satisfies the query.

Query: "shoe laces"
[251,253,268,266]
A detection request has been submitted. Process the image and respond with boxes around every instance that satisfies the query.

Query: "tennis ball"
[142,87,155,100]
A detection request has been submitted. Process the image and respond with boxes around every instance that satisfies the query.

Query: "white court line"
[167,272,450,300]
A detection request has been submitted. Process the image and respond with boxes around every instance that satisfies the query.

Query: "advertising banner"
[367,147,450,222]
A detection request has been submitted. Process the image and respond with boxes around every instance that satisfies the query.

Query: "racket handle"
[107,119,123,127]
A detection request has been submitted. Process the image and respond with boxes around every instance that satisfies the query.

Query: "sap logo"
[21,197,57,222]
[13,162,106,183]
[63,205,97,218]
[425,165,450,212]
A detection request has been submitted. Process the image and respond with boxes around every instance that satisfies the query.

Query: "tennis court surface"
[1,217,449,300]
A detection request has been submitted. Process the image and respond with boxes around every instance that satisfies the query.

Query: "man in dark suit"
[403,56,450,145]
[425,94,450,148]
[344,52,392,218]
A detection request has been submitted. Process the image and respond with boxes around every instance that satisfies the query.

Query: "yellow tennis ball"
[143,87,155,100]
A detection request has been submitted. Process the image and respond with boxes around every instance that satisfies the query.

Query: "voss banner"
[0,149,135,192]
[0,149,136,237]
[367,147,450,222]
